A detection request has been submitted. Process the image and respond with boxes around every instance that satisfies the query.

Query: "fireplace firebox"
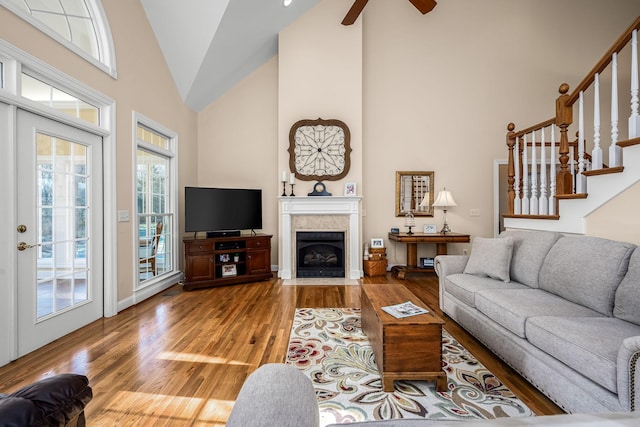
[296,231,345,277]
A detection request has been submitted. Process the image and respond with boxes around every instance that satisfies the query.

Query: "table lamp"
[432,188,457,234]
[404,211,416,235]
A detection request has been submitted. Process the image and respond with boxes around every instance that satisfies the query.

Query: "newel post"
[555,83,573,195]
[506,123,516,215]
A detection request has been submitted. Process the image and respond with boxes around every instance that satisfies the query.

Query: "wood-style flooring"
[0,273,564,425]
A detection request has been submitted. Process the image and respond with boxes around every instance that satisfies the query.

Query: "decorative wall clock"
[288,118,351,181]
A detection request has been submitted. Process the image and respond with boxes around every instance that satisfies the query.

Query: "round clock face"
[288,118,351,181]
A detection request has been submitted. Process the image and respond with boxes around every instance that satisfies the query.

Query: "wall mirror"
[395,171,434,217]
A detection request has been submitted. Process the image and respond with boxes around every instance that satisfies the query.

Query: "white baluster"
[610,53,621,167]
[530,130,539,214]
[549,125,557,215]
[577,91,587,194]
[514,136,521,214]
[569,140,575,194]
[630,29,640,138]
[539,127,548,214]
[522,134,530,215]
[592,73,603,169]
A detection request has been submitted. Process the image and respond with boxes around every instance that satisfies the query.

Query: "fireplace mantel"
[278,196,362,280]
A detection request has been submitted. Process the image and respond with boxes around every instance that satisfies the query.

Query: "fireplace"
[296,231,345,277]
[278,196,362,279]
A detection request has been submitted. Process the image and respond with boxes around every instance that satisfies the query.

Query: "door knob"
[17,242,41,251]
[17,224,27,233]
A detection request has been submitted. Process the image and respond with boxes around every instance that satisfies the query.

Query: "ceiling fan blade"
[342,0,370,26]
[408,0,437,15]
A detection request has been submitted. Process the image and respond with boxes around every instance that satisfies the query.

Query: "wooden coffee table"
[360,282,446,392]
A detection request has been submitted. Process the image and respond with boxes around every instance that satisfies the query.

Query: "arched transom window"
[0,0,116,76]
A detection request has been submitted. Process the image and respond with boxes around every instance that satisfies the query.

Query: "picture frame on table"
[371,238,384,248]
[423,224,438,234]
[344,182,356,196]
[222,264,237,277]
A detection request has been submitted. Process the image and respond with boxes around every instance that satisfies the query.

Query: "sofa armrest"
[434,255,469,309]
[7,373,92,426]
[617,336,640,411]
[227,363,319,427]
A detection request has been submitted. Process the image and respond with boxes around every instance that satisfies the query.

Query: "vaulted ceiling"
[140,0,321,112]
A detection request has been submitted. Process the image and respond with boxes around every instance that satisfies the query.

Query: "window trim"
[0,0,118,78]
[133,111,178,291]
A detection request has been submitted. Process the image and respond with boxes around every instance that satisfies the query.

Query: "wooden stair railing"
[505,16,640,218]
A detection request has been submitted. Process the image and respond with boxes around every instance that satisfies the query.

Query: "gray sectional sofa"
[435,229,640,414]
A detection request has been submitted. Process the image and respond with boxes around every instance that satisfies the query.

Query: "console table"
[388,232,470,279]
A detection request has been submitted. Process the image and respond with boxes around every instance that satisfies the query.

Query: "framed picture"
[222,264,237,277]
[219,253,230,262]
[423,224,437,234]
[371,238,384,248]
[344,182,356,195]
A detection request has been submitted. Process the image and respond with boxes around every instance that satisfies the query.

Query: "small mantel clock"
[288,118,351,181]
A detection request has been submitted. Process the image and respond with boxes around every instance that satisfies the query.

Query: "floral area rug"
[285,308,534,426]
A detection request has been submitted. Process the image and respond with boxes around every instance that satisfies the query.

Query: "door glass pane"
[36,132,90,319]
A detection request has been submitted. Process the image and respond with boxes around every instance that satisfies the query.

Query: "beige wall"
[196,57,280,245]
[587,182,640,244]
[199,0,640,267]
[0,0,198,302]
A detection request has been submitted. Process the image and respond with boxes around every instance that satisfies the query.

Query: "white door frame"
[0,41,117,366]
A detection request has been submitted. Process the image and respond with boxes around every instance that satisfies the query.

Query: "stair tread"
[582,166,624,177]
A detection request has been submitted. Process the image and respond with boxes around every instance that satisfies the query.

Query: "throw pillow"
[464,236,514,282]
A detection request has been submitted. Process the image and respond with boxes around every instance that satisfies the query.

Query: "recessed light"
[283,0,293,6]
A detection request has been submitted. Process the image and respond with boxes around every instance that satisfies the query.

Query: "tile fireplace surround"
[278,196,362,280]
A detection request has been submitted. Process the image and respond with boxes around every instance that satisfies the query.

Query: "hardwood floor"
[0,273,563,425]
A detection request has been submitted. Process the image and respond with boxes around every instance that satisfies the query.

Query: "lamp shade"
[419,192,430,208]
[432,189,457,208]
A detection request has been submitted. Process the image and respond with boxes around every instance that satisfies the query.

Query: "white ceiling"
[141,0,321,112]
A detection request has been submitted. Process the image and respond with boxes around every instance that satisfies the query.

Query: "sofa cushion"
[445,273,529,308]
[475,289,603,338]
[463,236,514,282]
[499,230,563,288]
[614,247,640,325]
[538,236,636,316]
[526,316,640,393]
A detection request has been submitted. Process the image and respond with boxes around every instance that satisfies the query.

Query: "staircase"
[503,17,640,235]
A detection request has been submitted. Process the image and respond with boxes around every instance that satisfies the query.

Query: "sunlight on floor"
[99,390,234,425]
[157,352,250,365]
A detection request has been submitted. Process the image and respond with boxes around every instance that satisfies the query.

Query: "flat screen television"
[185,187,262,236]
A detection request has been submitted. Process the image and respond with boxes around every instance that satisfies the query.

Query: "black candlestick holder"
[289,183,295,197]
[281,180,287,196]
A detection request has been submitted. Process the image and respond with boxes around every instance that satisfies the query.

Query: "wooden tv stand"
[183,234,273,291]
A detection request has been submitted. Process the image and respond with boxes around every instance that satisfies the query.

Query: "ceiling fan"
[342,0,437,26]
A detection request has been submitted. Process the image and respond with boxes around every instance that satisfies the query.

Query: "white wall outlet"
[470,208,480,217]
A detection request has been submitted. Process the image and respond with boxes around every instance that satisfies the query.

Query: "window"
[1,0,116,76]
[135,117,176,287]
[21,73,99,125]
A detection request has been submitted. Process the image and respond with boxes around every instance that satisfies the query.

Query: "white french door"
[16,109,103,357]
